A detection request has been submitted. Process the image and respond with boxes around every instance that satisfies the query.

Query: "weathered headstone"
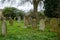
[32,19,37,29]
[56,18,60,38]
[1,17,7,36]
[50,18,58,32]
[14,17,16,20]
[39,19,45,31]
[45,18,50,26]
[28,17,32,25]
[9,17,13,26]
[17,16,21,23]
[24,16,29,28]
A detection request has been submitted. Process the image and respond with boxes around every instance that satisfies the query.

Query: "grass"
[0,20,59,40]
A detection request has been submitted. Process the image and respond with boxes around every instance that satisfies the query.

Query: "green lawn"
[0,20,59,40]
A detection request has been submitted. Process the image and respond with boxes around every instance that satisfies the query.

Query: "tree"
[20,0,43,19]
[1,0,43,28]
[44,0,60,18]
[16,10,25,20]
[1,0,43,19]
[2,7,18,19]
[20,0,43,28]
[2,7,19,26]
[44,0,60,38]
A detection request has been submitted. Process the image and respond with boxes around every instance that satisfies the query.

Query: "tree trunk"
[33,1,38,21]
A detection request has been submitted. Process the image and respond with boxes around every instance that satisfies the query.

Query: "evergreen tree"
[44,0,60,18]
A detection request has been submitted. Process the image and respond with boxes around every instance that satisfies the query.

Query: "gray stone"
[17,16,21,23]
[39,19,45,31]
[1,17,7,36]
[32,19,37,29]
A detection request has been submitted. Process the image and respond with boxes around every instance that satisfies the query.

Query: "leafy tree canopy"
[2,7,25,19]
[44,0,60,18]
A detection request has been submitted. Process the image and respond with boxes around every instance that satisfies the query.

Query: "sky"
[0,0,44,12]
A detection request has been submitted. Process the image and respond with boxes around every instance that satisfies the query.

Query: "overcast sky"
[0,0,44,12]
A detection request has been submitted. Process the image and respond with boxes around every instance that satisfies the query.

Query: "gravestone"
[56,18,60,37]
[9,17,13,26]
[14,17,16,20]
[32,19,37,29]
[45,18,51,26]
[17,16,21,23]
[1,17,7,36]
[24,16,29,28]
[28,17,32,25]
[17,16,21,27]
[58,18,60,26]
[39,18,45,31]
[50,18,58,32]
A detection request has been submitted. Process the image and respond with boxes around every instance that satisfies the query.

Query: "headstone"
[17,16,21,23]
[24,16,29,28]
[28,17,32,25]
[1,17,7,36]
[14,17,16,20]
[45,18,50,24]
[32,19,37,29]
[39,19,45,31]
[9,17,13,26]
[58,18,60,26]
[56,18,60,37]
[50,18,58,32]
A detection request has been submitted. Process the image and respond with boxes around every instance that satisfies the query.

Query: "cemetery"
[0,0,60,40]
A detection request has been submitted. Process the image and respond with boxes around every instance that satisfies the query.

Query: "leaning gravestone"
[1,17,7,36]
[50,18,58,32]
[39,18,45,31]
